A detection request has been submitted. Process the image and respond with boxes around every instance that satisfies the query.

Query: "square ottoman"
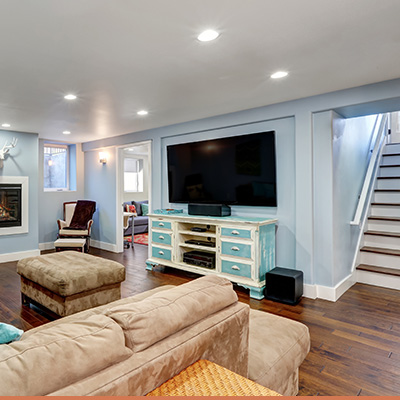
[17,251,125,317]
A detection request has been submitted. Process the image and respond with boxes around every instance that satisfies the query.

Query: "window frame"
[43,143,70,192]
[123,157,144,193]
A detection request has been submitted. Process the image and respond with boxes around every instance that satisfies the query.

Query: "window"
[124,157,143,192]
[44,144,69,190]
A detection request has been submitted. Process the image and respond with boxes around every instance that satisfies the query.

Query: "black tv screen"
[167,131,277,206]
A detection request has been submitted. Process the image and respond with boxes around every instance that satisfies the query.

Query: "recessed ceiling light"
[63,131,71,135]
[64,94,77,100]
[197,30,219,42]
[271,71,288,79]
[137,110,148,116]
[1,123,11,128]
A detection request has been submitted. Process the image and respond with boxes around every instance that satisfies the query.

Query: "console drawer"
[152,231,172,245]
[221,259,252,279]
[152,246,172,261]
[152,220,172,230]
[221,227,252,239]
[221,241,252,259]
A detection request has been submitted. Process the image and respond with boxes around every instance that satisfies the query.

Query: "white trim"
[0,249,40,263]
[90,239,118,253]
[39,242,55,251]
[302,272,356,302]
[303,284,317,299]
[0,176,29,235]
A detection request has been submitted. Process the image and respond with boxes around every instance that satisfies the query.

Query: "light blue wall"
[312,112,378,287]
[82,78,400,287]
[0,130,39,254]
[84,148,117,245]
[38,140,85,245]
[332,113,377,284]
[313,111,335,287]
[161,117,296,270]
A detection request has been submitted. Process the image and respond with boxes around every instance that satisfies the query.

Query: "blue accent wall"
[38,140,85,245]
[82,78,400,289]
[84,148,117,246]
[0,130,39,256]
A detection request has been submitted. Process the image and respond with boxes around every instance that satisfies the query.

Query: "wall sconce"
[99,152,107,164]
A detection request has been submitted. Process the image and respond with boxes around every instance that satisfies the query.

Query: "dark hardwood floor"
[2,244,400,395]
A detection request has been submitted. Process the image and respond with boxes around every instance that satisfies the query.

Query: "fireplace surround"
[0,184,22,228]
[0,176,28,235]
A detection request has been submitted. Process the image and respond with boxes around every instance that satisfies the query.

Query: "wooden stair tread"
[382,153,400,156]
[374,189,400,192]
[368,216,400,221]
[371,202,400,206]
[365,230,400,238]
[380,164,400,168]
[356,264,400,276]
[377,176,400,179]
[360,246,400,256]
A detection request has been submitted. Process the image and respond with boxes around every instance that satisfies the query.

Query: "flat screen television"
[167,130,277,207]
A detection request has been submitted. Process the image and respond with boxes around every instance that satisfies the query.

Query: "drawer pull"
[231,246,240,251]
[159,235,165,240]
[158,222,165,227]
[158,250,164,255]
[231,265,240,271]
[231,230,240,235]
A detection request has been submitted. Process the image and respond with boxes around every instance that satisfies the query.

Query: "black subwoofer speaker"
[188,203,231,217]
[265,267,303,305]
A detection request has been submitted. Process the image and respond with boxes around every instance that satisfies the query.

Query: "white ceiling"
[0,0,400,143]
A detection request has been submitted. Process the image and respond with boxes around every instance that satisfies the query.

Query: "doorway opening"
[116,141,152,253]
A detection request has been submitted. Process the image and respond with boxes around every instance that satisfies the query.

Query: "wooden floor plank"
[2,244,400,395]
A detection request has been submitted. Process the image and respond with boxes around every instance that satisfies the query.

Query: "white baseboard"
[303,272,356,302]
[39,240,119,253]
[0,249,40,263]
[90,240,118,253]
[39,242,55,251]
[303,284,317,299]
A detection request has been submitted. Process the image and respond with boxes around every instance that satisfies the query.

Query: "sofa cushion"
[107,275,238,352]
[0,315,132,396]
[134,215,148,226]
[248,309,310,394]
[132,200,148,216]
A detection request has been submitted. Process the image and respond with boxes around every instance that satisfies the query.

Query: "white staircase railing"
[350,114,388,227]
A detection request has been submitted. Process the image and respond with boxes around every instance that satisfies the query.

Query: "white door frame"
[115,140,152,253]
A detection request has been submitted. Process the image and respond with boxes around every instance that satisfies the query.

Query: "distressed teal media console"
[146,213,277,299]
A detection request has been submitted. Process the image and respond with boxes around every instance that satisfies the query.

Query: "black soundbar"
[188,203,231,217]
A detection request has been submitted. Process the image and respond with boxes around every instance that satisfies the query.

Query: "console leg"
[146,261,156,271]
[249,286,265,300]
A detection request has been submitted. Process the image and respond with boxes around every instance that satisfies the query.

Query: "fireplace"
[0,184,22,228]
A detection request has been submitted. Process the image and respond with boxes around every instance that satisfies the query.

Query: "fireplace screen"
[0,184,22,228]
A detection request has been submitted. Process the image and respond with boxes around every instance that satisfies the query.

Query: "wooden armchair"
[57,201,94,252]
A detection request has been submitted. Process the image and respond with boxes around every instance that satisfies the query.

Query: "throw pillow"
[0,323,23,344]
[127,204,136,213]
[141,203,149,216]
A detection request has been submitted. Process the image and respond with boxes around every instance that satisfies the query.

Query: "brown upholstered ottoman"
[17,251,125,317]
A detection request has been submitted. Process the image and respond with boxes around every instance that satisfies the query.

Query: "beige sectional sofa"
[0,275,309,396]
